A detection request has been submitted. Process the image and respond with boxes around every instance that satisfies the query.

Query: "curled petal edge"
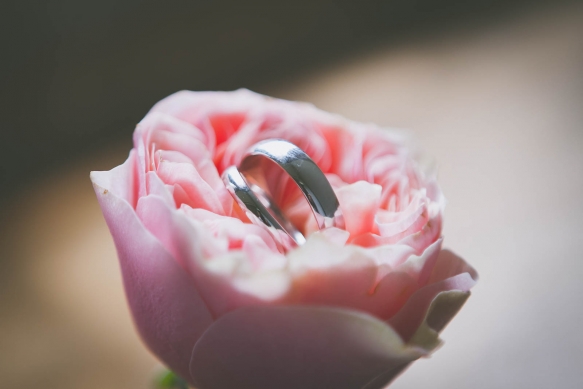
[360,290,471,389]
[408,290,471,351]
[388,251,477,343]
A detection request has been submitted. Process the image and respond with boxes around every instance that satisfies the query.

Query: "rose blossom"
[91,89,477,389]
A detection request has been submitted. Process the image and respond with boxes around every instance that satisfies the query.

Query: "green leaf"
[154,369,189,389]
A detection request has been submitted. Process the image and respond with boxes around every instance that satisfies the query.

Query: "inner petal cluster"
[134,90,442,261]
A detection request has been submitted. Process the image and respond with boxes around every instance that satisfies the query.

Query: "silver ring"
[222,139,344,246]
[222,165,307,246]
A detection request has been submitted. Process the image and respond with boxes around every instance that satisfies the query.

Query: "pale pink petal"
[136,195,221,268]
[90,150,138,208]
[286,234,417,320]
[217,114,264,171]
[155,149,194,165]
[156,161,224,214]
[181,206,280,254]
[335,181,382,238]
[375,191,428,238]
[428,249,479,284]
[388,269,477,342]
[287,235,378,308]
[397,210,443,254]
[138,111,208,146]
[317,227,350,246]
[90,162,213,384]
[145,171,175,208]
[149,130,211,166]
[136,194,288,317]
[320,124,364,182]
[366,271,419,320]
[189,306,425,389]
[395,238,443,286]
[368,243,416,269]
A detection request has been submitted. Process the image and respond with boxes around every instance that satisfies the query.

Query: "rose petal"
[336,181,382,238]
[320,124,365,182]
[388,258,476,343]
[90,159,213,384]
[137,194,292,316]
[189,306,425,389]
[287,234,379,307]
[181,206,281,254]
[137,111,209,153]
[287,234,417,320]
[375,191,428,238]
[156,160,225,214]
[395,238,442,286]
[408,290,471,351]
[90,150,138,208]
[428,248,479,284]
[145,171,175,208]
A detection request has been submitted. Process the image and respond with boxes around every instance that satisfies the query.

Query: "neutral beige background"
[281,3,583,388]
[1,2,582,388]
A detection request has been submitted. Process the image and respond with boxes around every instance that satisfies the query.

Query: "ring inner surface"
[240,150,340,230]
[246,181,306,245]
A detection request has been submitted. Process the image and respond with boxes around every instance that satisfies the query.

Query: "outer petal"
[388,250,477,343]
[189,306,425,389]
[90,156,214,384]
[408,290,471,351]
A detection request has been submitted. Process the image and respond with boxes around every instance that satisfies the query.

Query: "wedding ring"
[222,139,344,246]
[223,165,306,246]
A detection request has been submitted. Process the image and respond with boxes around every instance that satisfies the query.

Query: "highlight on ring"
[222,139,344,247]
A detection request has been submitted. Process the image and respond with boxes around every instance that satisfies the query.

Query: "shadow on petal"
[387,249,477,345]
[408,290,471,351]
[190,306,425,389]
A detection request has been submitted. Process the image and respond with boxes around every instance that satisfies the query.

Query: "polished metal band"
[222,165,306,246]
[222,139,344,246]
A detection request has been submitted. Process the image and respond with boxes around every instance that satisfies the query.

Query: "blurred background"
[1,0,582,388]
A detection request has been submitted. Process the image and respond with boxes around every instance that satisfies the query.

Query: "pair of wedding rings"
[222,139,344,247]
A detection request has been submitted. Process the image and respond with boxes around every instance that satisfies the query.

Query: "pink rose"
[91,90,477,389]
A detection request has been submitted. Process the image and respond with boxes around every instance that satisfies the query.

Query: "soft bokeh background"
[1,1,582,388]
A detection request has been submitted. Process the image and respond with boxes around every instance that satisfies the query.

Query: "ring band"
[222,165,306,246]
[222,139,344,246]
